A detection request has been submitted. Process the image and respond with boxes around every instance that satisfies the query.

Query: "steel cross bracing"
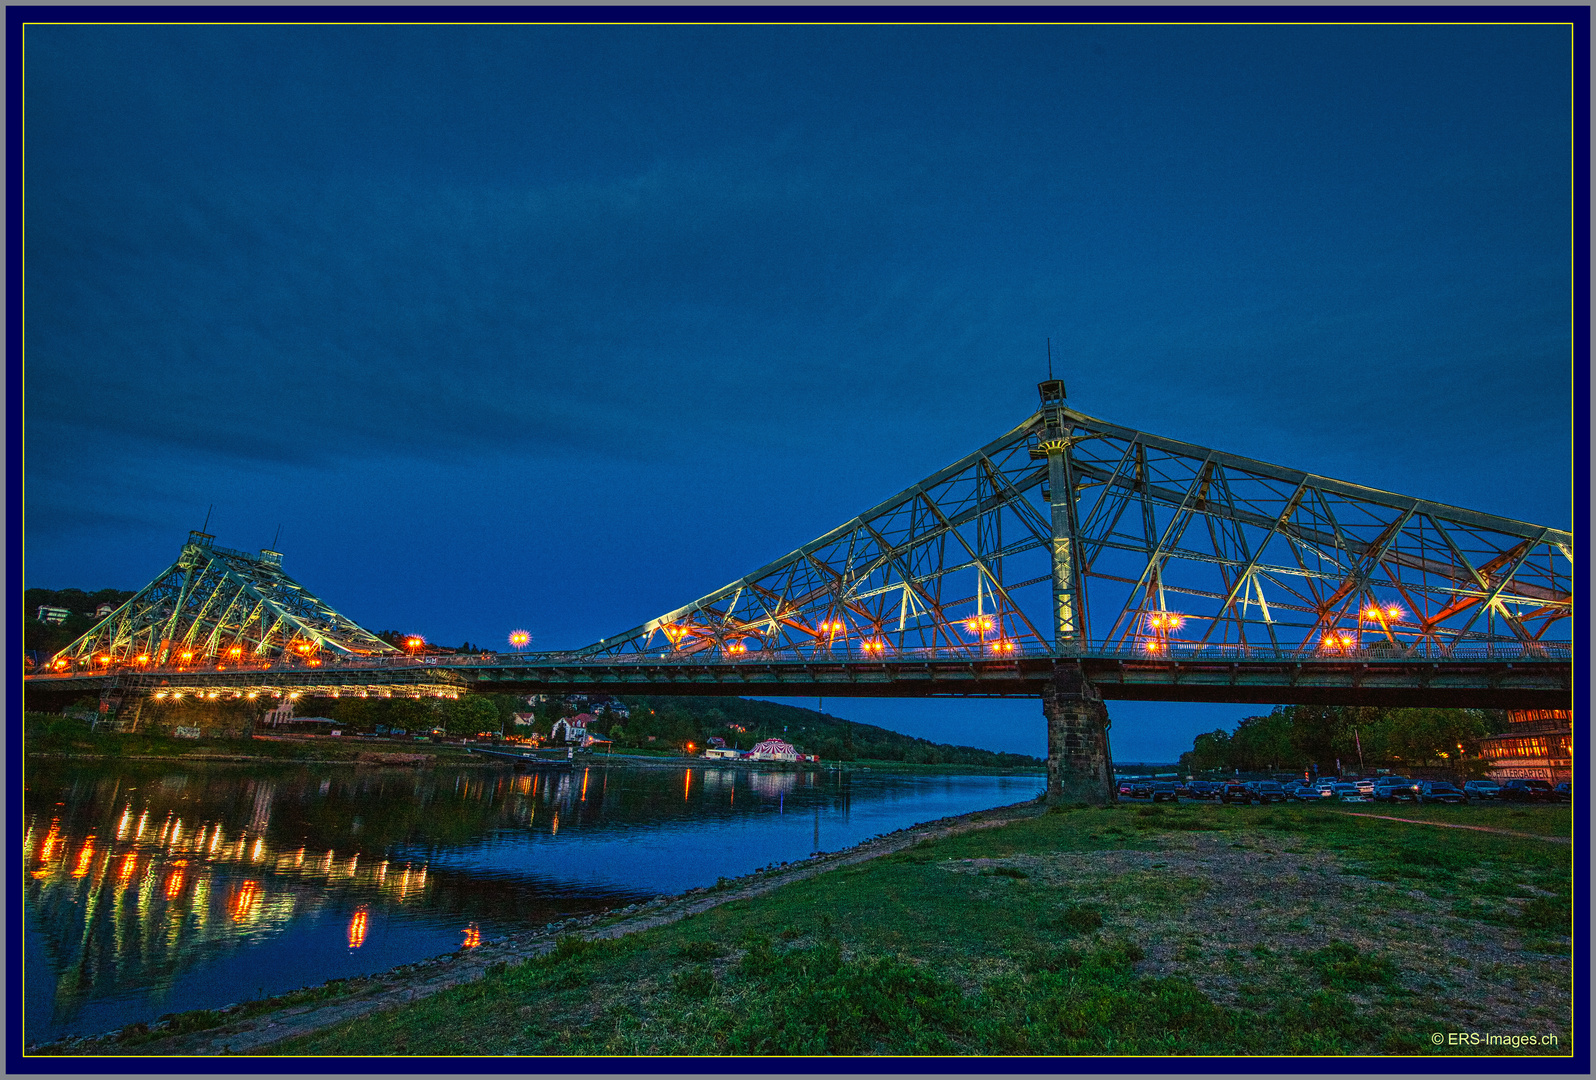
[46,532,399,672]
[26,389,1571,707]
[578,397,1572,668]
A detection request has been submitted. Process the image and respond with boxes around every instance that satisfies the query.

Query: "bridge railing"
[25,638,1571,680]
[511,641,1572,665]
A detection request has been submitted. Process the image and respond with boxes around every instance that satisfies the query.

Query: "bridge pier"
[1044,664,1116,805]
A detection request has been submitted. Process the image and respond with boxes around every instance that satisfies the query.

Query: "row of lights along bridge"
[46,602,1413,671]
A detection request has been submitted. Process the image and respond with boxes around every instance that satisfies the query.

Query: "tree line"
[1179,704,1503,777]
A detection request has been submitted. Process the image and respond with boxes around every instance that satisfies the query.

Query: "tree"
[442,695,501,736]
[1379,708,1490,769]
[1183,729,1233,773]
[1228,712,1295,770]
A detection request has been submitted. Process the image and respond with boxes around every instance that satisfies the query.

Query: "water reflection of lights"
[229,880,263,922]
[749,771,801,799]
[24,761,787,1041]
[461,923,481,949]
[26,803,435,982]
[348,905,369,949]
[39,822,62,863]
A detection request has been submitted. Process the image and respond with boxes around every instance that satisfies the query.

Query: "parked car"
[1331,782,1368,803]
[1247,781,1288,804]
[1118,781,1136,797]
[1418,780,1467,805]
[1499,779,1556,803]
[1463,780,1501,801]
[1220,782,1255,804]
[1553,782,1572,803]
[1350,777,1375,795]
[1152,781,1180,803]
[1186,781,1221,800]
[1372,777,1421,803]
[1295,783,1336,801]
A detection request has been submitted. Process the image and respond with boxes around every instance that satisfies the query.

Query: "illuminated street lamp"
[1142,611,1184,654]
[508,630,530,651]
[963,614,998,654]
[404,636,425,655]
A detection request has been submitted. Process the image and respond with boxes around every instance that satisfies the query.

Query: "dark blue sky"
[24,23,1574,759]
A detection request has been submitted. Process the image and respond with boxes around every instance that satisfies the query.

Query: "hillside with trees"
[305,693,1038,768]
[24,587,137,658]
[608,696,1040,767]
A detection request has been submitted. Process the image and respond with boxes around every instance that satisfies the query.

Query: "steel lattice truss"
[579,393,1572,664]
[49,533,398,670]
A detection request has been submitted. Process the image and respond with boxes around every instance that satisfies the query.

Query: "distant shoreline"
[24,746,1046,776]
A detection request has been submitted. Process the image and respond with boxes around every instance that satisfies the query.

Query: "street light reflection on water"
[25,760,1039,1044]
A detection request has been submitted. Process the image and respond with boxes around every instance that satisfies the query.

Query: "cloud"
[23,500,170,539]
[25,148,929,471]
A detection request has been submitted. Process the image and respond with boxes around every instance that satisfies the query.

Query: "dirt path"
[67,799,1044,1056]
[1336,811,1571,842]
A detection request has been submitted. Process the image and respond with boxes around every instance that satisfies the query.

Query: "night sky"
[23,23,1574,760]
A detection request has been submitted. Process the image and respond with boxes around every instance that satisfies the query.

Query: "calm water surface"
[24,759,1041,1042]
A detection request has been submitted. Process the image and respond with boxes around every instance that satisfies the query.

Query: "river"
[23,758,1042,1043]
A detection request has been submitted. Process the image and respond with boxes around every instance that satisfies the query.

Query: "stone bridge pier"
[1044,663,1116,805]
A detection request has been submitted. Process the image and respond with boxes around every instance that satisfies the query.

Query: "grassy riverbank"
[259,800,1570,1058]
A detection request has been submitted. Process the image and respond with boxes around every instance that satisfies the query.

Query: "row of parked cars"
[1116,776,1571,805]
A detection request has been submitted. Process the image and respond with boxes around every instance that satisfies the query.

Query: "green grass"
[63,798,1563,1058]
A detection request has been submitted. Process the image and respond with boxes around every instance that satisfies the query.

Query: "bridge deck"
[24,647,1573,709]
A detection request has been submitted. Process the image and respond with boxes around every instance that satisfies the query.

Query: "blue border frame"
[6,4,1589,1074]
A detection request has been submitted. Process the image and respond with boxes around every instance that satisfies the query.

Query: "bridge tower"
[1035,378,1115,804]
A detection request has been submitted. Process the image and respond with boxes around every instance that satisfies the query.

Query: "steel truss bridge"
[27,381,1574,712]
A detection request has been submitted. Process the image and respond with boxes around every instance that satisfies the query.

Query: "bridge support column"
[1044,664,1115,805]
